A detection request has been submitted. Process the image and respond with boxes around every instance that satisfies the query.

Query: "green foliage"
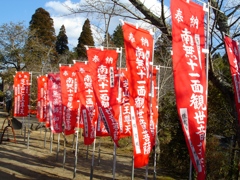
[206,136,230,179]
[0,90,4,98]
[76,19,94,60]
[158,92,189,176]
[29,8,56,47]
[154,34,172,65]
[111,24,124,48]
[213,53,232,85]
[56,25,69,55]
[207,81,235,137]
[28,8,58,64]
[0,22,28,71]
[102,32,115,47]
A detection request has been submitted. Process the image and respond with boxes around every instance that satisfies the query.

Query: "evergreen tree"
[111,24,124,48]
[102,32,114,47]
[29,8,56,47]
[56,25,69,55]
[27,8,57,63]
[76,19,94,59]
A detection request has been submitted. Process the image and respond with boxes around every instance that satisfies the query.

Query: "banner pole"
[62,106,66,169]
[90,122,97,180]
[111,47,122,180]
[63,132,66,169]
[73,101,81,178]
[189,159,192,180]
[72,132,76,148]
[56,133,60,160]
[27,127,30,149]
[73,129,79,178]
[86,145,89,159]
[21,117,24,135]
[146,27,155,179]
[112,142,117,179]
[97,137,101,166]
[145,164,149,180]
[153,65,160,180]
[44,127,47,148]
[131,155,134,180]
[23,118,26,142]
[50,130,53,153]
[205,2,210,101]
[27,72,32,149]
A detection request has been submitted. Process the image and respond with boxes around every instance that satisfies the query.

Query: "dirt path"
[0,111,164,180]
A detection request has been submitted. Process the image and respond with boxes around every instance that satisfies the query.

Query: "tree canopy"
[28,7,57,64]
[56,25,69,55]
[0,22,28,71]
[29,7,56,47]
[76,18,94,60]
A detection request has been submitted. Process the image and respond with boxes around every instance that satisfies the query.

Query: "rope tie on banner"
[84,45,122,50]
[59,64,73,67]
[73,60,88,64]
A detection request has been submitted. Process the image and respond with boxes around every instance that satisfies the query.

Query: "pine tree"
[76,19,94,59]
[29,8,56,47]
[102,32,115,48]
[111,24,124,48]
[56,25,69,55]
[27,8,57,64]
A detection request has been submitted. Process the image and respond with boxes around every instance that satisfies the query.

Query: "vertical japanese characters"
[122,22,154,168]
[14,72,30,117]
[75,62,97,145]
[48,73,63,134]
[37,75,48,123]
[171,0,207,179]
[118,69,132,138]
[87,48,120,146]
[60,66,79,135]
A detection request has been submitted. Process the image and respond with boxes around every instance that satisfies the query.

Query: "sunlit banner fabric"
[14,72,30,117]
[224,36,240,123]
[60,65,79,135]
[74,62,97,145]
[87,48,120,146]
[122,22,154,168]
[37,75,48,123]
[171,0,207,179]
[48,73,63,134]
[118,68,132,138]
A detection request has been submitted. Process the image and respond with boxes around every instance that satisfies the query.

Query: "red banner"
[37,75,48,122]
[87,48,120,146]
[48,73,63,134]
[74,62,98,145]
[118,68,132,138]
[122,22,154,168]
[14,72,30,117]
[60,65,79,135]
[171,0,207,179]
[224,36,240,123]
[96,116,109,136]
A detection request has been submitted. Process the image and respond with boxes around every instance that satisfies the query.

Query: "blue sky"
[1,1,52,25]
[0,0,82,49]
[0,0,166,48]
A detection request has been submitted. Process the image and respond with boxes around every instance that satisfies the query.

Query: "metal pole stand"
[0,116,17,144]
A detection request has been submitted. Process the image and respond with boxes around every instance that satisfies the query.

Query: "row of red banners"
[13,22,159,168]
[13,1,239,177]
